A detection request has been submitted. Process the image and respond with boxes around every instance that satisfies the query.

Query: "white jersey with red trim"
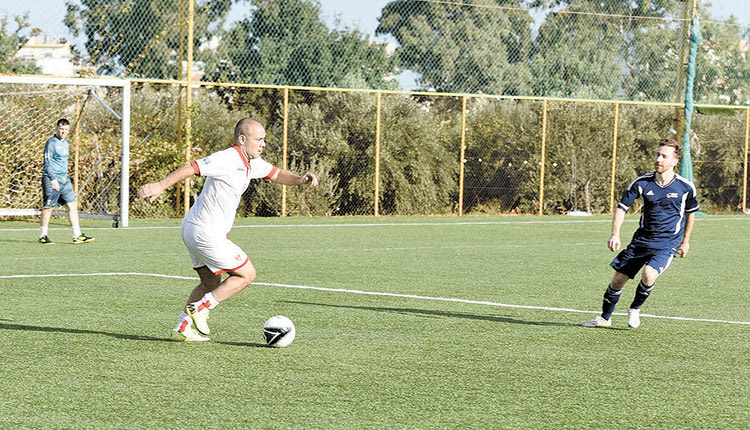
[183,145,278,236]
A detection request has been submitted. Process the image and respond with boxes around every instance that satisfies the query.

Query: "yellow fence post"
[374,91,382,216]
[538,100,548,216]
[459,95,467,216]
[610,102,620,214]
[282,87,289,217]
[182,0,194,215]
[743,108,749,214]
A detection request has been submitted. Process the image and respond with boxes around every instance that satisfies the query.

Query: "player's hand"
[300,172,318,187]
[51,179,60,191]
[138,182,164,202]
[677,243,689,258]
[608,235,621,252]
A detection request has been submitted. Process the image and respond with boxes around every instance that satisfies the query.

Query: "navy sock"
[630,281,654,309]
[601,285,622,320]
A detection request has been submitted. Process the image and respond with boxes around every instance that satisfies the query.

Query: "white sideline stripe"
[2,272,749,326]
[1,215,748,232]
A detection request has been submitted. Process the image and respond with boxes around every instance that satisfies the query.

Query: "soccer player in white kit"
[138,117,318,341]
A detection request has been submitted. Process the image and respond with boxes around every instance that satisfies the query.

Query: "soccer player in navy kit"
[38,118,94,245]
[584,138,699,329]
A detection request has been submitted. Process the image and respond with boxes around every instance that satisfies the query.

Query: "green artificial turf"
[1,215,748,429]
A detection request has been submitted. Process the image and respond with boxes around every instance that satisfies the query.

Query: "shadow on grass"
[216,340,270,348]
[0,322,171,342]
[0,322,276,346]
[0,238,48,244]
[282,300,582,328]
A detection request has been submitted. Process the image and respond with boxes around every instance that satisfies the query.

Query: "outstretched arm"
[138,163,196,202]
[269,169,318,187]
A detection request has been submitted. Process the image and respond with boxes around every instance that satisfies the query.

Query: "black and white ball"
[262,315,296,348]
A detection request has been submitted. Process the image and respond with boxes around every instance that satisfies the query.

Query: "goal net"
[0,76,131,227]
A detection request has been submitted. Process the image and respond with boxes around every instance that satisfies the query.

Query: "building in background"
[16,35,76,76]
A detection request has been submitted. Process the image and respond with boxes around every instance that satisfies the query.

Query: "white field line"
[1,216,748,232]
[2,272,748,326]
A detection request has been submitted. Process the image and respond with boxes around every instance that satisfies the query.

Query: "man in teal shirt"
[39,118,94,245]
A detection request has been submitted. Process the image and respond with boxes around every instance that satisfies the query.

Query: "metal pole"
[538,100,548,216]
[610,102,620,214]
[672,0,694,136]
[282,87,289,217]
[176,4,185,215]
[743,108,749,214]
[73,97,81,193]
[458,95,467,216]
[183,0,194,215]
[120,81,131,227]
[374,91,382,216]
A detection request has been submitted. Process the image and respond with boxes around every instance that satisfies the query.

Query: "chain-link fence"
[4,1,746,103]
[120,82,748,217]
[3,1,750,218]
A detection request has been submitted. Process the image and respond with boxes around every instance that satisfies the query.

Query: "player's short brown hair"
[659,138,682,159]
[56,118,70,126]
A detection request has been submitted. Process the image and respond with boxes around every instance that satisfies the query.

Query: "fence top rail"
[0,74,130,88]
[5,74,750,112]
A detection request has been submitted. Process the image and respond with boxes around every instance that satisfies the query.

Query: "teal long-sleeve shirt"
[43,135,70,182]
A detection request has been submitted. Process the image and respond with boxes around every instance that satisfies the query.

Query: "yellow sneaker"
[185,301,210,335]
[72,234,95,244]
[38,236,55,245]
[170,326,210,342]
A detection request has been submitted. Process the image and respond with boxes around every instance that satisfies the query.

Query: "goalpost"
[0,76,131,227]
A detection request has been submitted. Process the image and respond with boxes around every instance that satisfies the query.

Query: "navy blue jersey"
[618,172,699,249]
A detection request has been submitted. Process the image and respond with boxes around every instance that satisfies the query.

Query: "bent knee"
[642,266,660,285]
[235,263,256,286]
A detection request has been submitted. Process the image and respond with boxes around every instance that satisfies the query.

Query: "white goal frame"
[0,75,131,227]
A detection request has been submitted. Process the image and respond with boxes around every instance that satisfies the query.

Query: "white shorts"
[180,221,249,275]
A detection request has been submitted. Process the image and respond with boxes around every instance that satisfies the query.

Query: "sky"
[3,0,749,42]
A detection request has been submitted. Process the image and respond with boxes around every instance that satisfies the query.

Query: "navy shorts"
[610,244,676,279]
[42,176,76,208]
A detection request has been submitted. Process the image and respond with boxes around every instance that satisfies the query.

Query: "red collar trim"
[232,145,250,167]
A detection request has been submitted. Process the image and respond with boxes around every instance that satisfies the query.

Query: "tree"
[692,15,750,105]
[218,0,398,89]
[0,14,41,74]
[530,0,678,100]
[376,0,533,94]
[64,0,231,78]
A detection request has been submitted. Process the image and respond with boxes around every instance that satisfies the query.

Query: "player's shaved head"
[234,117,263,143]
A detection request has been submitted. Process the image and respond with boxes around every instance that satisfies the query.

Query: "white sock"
[202,292,220,310]
[72,226,82,237]
[40,226,48,237]
[174,311,190,332]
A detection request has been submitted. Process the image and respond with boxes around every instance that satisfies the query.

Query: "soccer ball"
[262,315,296,348]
